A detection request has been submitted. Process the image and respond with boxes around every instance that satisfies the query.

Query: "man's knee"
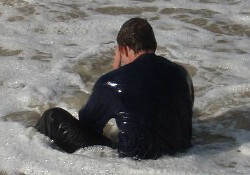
[35,107,70,135]
[43,107,71,120]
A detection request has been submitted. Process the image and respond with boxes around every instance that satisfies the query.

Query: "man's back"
[79,53,194,159]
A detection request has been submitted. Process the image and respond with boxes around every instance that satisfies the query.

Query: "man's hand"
[113,47,121,70]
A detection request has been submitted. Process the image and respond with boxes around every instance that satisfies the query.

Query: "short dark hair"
[117,18,157,53]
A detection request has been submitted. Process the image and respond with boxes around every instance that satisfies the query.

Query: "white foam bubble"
[239,142,250,156]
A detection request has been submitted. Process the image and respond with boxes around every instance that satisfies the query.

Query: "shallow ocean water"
[0,0,250,174]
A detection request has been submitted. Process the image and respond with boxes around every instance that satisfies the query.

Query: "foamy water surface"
[0,0,250,174]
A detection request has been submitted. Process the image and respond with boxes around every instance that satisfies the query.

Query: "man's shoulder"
[155,55,189,74]
[94,68,123,89]
[96,53,190,86]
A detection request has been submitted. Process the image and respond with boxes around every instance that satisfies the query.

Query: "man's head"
[117,18,157,54]
[113,18,157,69]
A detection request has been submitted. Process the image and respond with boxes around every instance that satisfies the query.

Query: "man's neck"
[131,50,155,62]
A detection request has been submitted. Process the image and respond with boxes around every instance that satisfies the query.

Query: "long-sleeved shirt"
[79,53,194,159]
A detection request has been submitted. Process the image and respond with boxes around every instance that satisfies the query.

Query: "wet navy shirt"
[79,53,194,159]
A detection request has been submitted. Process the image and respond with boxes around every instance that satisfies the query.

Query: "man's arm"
[186,72,194,108]
[113,47,122,70]
[79,48,122,134]
[78,77,121,135]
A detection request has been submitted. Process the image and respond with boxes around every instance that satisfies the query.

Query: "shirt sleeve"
[78,77,121,134]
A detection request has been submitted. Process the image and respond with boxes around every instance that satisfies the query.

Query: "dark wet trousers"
[35,108,116,153]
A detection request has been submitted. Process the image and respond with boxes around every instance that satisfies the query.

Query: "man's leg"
[35,107,116,153]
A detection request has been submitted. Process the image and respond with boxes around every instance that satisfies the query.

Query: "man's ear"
[124,46,129,57]
[119,46,129,57]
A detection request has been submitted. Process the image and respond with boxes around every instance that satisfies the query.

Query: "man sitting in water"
[35,18,194,159]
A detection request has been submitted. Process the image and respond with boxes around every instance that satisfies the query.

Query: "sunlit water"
[0,0,250,174]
